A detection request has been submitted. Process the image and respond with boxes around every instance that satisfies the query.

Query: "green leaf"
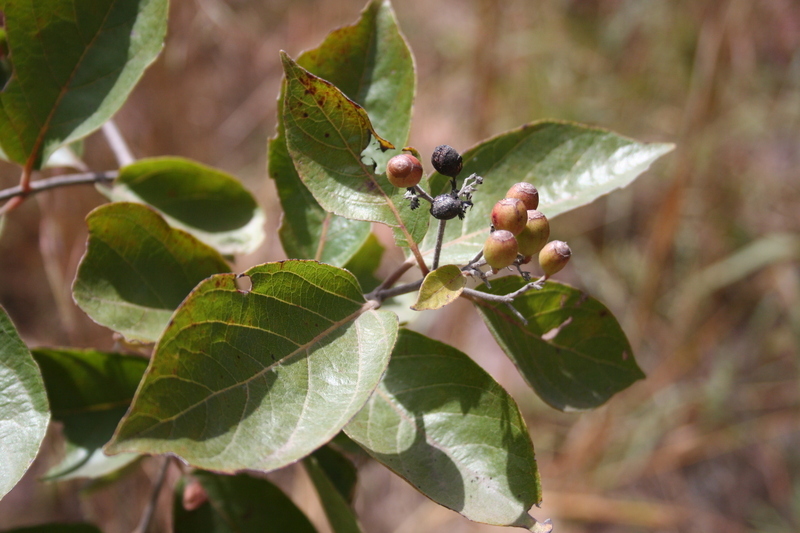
[343,233,385,293]
[106,261,398,473]
[309,446,358,504]
[173,471,317,533]
[31,348,147,480]
[345,329,541,527]
[268,0,415,265]
[73,202,230,343]
[304,453,363,533]
[0,0,167,168]
[280,53,428,257]
[411,265,466,311]
[474,278,645,411]
[0,306,50,500]
[422,121,674,265]
[110,157,265,255]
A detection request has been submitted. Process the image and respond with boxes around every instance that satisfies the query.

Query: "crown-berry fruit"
[483,230,519,272]
[539,240,571,278]
[516,210,550,262]
[386,154,423,188]
[505,182,539,211]
[430,193,465,220]
[491,197,527,235]
[431,145,463,178]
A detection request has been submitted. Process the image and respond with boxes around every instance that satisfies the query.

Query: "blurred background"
[1,0,798,531]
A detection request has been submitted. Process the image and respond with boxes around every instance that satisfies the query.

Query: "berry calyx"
[516,210,550,262]
[491,197,527,235]
[430,193,464,220]
[431,145,463,178]
[506,182,539,210]
[483,230,519,272]
[539,240,571,278]
[386,154,423,188]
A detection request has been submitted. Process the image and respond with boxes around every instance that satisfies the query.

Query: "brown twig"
[0,171,119,204]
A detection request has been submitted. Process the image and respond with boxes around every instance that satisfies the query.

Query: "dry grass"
[1,0,798,532]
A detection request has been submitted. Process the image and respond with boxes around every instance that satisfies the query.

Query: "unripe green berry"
[506,182,539,210]
[491,197,527,235]
[516,210,550,262]
[539,240,571,278]
[483,230,519,272]
[430,194,463,220]
[431,145,463,178]
[386,154,423,188]
[483,229,517,272]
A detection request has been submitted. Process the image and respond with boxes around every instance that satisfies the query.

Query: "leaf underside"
[0,306,50,500]
[107,260,398,473]
[268,0,416,265]
[280,53,428,253]
[345,329,541,527]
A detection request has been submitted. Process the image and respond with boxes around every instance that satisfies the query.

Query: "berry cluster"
[386,145,480,220]
[385,144,571,285]
[484,184,571,280]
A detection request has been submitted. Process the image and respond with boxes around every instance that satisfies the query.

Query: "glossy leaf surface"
[32,348,146,480]
[345,330,541,527]
[475,278,645,411]
[0,306,50,499]
[281,53,428,255]
[411,265,466,311]
[422,121,674,265]
[107,261,397,472]
[73,202,230,343]
[0,0,167,168]
[111,157,265,255]
[173,471,317,533]
[269,0,413,265]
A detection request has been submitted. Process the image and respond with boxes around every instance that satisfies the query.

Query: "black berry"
[431,145,463,178]
[430,194,464,220]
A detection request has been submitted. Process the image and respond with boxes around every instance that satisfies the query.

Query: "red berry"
[483,230,518,272]
[386,154,423,188]
[506,182,539,210]
[539,240,571,278]
[491,198,527,235]
[516,210,550,261]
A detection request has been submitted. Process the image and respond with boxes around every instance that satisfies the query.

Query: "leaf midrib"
[128,299,380,436]
[24,1,117,168]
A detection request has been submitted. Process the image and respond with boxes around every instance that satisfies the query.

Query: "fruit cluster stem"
[432,218,447,270]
